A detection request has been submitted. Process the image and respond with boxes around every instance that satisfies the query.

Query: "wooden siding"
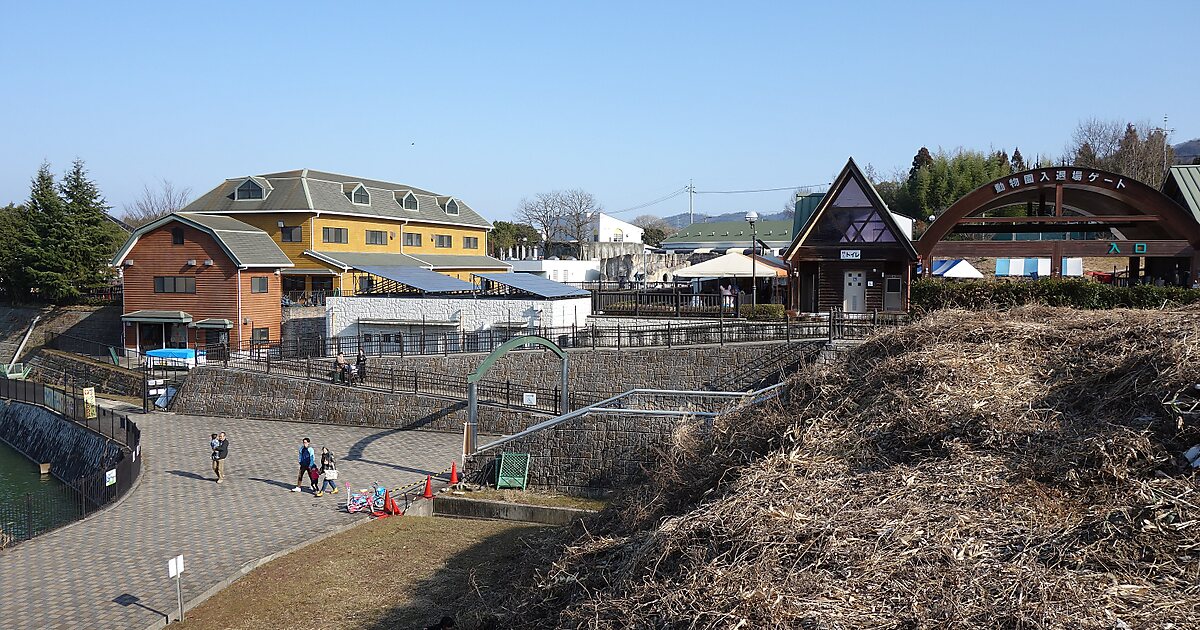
[814,260,909,313]
[237,270,282,344]
[310,215,488,257]
[120,220,281,349]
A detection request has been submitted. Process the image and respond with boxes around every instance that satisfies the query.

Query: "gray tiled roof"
[183,169,492,229]
[111,213,293,268]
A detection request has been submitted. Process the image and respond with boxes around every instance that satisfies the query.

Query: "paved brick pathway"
[0,410,464,629]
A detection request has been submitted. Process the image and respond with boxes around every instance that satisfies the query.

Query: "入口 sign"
[840,250,861,260]
[1107,242,1148,254]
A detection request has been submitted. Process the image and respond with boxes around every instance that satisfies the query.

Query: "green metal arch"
[467,335,566,384]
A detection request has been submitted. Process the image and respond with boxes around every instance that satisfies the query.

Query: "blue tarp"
[146,348,203,360]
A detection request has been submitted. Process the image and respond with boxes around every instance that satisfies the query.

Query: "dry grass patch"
[453,488,607,511]
[178,516,552,630]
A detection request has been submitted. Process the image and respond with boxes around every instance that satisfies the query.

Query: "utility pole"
[1154,114,1175,175]
[687,179,695,226]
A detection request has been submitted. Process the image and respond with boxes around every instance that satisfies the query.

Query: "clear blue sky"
[2,1,1195,221]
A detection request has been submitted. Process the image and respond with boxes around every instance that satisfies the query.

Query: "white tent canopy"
[932,259,984,279]
[673,252,786,279]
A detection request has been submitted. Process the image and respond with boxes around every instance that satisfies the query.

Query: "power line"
[696,183,830,194]
[608,186,688,215]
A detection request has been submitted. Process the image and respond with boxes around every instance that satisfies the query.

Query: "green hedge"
[739,303,786,320]
[910,278,1200,313]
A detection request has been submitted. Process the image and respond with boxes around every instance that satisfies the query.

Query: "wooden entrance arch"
[917,167,1200,281]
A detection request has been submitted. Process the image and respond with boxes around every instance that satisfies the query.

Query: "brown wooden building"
[783,158,917,313]
[112,213,292,352]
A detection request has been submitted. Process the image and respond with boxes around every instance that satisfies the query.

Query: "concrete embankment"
[0,400,123,484]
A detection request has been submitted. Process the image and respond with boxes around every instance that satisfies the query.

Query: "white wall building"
[590,213,643,244]
[509,259,601,283]
[326,295,592,340]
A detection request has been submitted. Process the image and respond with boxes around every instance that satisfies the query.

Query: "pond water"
[0,440,82,541]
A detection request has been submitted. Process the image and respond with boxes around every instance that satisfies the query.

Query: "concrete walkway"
[0,410,464,630]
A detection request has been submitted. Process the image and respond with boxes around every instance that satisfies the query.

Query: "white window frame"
[234,179,264,201]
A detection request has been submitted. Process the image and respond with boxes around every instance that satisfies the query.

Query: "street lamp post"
[745,211,759,310]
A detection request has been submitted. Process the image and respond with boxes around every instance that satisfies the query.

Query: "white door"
[843,271,865,312]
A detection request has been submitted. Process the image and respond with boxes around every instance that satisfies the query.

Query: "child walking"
[316,447,339,497]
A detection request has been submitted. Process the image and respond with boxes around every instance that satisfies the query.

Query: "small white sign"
[840,250,861,260]
[867,281,875,288]
[105,469,117,487]
[522,392,537,406]
[168,554,185,578]
[149,379,165,386]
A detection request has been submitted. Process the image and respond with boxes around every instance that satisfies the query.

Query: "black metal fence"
[593,290,742,318]
[0,377,142,549]
[43,331,141,370]
[205,351,600,414]
[203,312,904,365]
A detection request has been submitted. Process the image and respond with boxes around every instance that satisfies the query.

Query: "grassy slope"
[178,516,552,630]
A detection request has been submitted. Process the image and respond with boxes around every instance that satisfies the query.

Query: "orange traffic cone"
[423,475,434,499]
[450,462,459,485]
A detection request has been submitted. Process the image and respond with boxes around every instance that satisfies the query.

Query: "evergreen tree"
[60,159,119,294]
[1074,142,1100,168]
[1011,147,1026,172]
[0,204,36,303]
[24,163,78,302]
[909,147,933,178]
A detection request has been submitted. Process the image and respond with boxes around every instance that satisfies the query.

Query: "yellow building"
[182,169,509,298]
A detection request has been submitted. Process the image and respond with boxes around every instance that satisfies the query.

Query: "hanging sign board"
[840,250,861,260]
[105,469,117,487]
[522,392,537,406]
[83,387,97,419]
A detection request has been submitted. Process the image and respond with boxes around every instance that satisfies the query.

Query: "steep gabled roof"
[1163,164,1200,224]
[182,169,492,229]
[784,157,917,261]
[111,212,293,268]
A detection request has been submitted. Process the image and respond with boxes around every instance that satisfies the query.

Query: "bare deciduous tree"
[514,192,562,244]
[557,189,602,244]
[122,179,192,227]
[631,214,675,234]
[1064,119,1174,187]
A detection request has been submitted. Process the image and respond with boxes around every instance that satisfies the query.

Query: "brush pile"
[483,308,1200,629]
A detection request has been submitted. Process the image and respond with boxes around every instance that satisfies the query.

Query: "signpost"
[522,392,537,406]
[167,554,185,622]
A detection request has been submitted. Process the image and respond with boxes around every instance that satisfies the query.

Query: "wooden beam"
[930,240,1194,258]
[958,215,1159,224]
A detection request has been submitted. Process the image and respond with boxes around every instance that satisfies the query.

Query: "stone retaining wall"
[28,350,144,398]
[172,368,544,435]
[0,400,124,485]
[465,410,694,498]
[281,306,326,341]
[371,341,819,401]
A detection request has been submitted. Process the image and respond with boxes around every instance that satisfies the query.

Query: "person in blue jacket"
[291,437,317,493]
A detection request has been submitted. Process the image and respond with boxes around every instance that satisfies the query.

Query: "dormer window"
[235,179,263,200]
[446,199,459,215]
[340,184,367,206]
[395,190,418,211]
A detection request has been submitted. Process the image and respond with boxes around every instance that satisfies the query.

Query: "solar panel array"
[474,272,590,298]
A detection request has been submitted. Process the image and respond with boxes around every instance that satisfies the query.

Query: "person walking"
[212,432,228,483]
[316,447,339,497]
[292,438,317,492]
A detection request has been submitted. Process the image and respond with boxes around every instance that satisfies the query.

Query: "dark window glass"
[352,187,370,204]
[403,194,417,210]
[153,276,196,293]
[251,277,268,293]
[282,276,305,292]
[366,230,387,245]
[236,180,263,200]
[358,275,375,293]
[446,200,459,215]
[463,236,479,249]
[311,276,333,292]
[171,227,184,245]
[435,235,452,248]
[252,327,269,342]
[382,333,392,343]
[281,226,302,242]
[403,232,422,247]
[322,227,348,244]
[363,333,373,343]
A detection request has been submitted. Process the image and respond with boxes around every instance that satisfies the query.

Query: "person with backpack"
[292,438,317,493]
[315,447,339,497]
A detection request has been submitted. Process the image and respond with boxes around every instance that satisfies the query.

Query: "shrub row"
[910,278,1200,312]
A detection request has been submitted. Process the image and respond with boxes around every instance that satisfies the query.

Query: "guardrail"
[0,378,142,549]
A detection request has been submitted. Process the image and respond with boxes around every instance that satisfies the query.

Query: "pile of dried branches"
[479,308,1200,629]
